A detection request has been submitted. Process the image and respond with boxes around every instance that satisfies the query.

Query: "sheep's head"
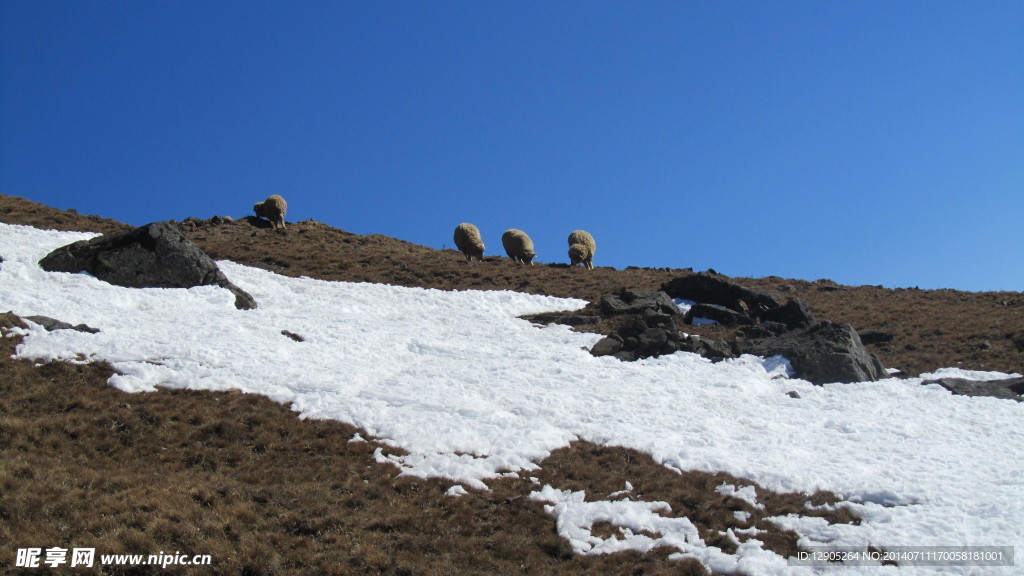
[569,243,590,265]
[253,201,265,217]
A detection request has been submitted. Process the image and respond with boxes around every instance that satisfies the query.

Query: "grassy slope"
[1,194,1021,575]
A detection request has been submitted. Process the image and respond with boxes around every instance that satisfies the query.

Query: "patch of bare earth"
[2,194,1021,574]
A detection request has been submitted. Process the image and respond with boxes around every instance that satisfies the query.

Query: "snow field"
[1,223,1022,575]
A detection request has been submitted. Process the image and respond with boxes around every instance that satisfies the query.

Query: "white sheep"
[453,223,485,262]
[502,229,536,265]
[253,195,287,230]
[567,229,596,269]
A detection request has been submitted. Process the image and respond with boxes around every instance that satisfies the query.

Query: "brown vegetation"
[6,194,1018,377]
[1,194,1021,574]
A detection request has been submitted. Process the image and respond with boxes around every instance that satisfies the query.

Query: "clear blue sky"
[2,1,1021,291]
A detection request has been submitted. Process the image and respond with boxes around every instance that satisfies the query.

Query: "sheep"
[501,229,536,265]
[567,229,596,269]
[453,222,485,262]
[253,195,287,229]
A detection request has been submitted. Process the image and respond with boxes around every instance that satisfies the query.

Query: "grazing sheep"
[567,229,596,269]
[501,229,536,265]
[453,222,485,262]
[253,195,287,229]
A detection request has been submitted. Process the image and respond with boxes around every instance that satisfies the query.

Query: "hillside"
[1,194,1023,576]
[3,193,1022,377]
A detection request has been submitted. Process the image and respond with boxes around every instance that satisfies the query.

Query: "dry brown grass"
[3,193,1022,377]
[1,194,1021,574]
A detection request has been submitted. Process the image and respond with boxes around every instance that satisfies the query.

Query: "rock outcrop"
[23,315,100,334]
[39,221,257,310]
[532,275,887,385]
[734,321,888,384]
[922,376,1024,401]
[662,272,781,314]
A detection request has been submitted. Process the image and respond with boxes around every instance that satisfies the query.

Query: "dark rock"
[637,328,670,355]
[590,336,623,357]
[786,391,801,399]
[678,335,737,362]
[684,303,754,327]
[662,273,780,314]
[599,289,679,316]
[613,351,636,362]
[761,298,816,330]
[618,317,650,339]
[39,221,257,310]
[523,312,601,327]
[922,377,1024,401]
[641,308,675,328]
[737,322,788,338]
[736,322,887,385]
[24,315,100,334]
[281,330,305,342]
[858,330,895,345]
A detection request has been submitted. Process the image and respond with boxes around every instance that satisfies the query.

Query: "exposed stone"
[598,289,679,316]
[524,312,601,327]
[619,317,650,339]
[922,377,1024,401]
[590,335,623,357]
[737,322,788,339]
[684,303,754,327]
[736,322,887,385]
[761,298,816,330]
[641,308,675,328]
[677,335,737,362]
[637,328,670,356]
[39,221,257,310]
[281,330,305,342]
[24,315,100,334]
[662,272,781,314]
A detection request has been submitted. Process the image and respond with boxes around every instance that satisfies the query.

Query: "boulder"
[737,322,789,339]
[618,317,650,339]
[598,289,679,316]
[39,221,257,310]
[922,377,1024,401]
[736,322,887,385]
[637,328,671,356]
[591,335,624,357]
[684,303,754,326]
[525,312,601,327]
[641,308,675,328]
[677,335,737,362]
[761,298,816,330]
[662,272,780,314]
[24,315,100,334]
